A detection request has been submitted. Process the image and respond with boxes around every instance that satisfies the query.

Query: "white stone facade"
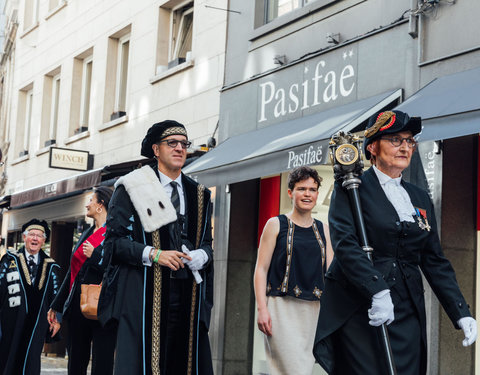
[1,0,227,194]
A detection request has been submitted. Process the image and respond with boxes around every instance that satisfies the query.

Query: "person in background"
[0,219,60,374]
[254,166,334,375]
[48,186,116,375]
[314,110,477,374]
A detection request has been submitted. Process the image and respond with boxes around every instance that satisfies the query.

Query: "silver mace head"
[329,131,364,182]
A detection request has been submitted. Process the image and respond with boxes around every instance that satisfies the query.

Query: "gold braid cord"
[18,253,32,286]
[38,259,54,290]
[364,111,395,138]
[187,184,205,375]
[151,230,162,375]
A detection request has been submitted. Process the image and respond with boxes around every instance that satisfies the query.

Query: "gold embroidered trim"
[280,218,295,293]
[18,253,32,286]
[38,258,54,290]
[161,126,188,139]
[187,184,205,375]
[364,111,396,138]
[293,285,302,297]
[151,230,162,375]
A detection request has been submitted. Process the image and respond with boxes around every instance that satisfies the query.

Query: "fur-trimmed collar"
[115,165,177,233]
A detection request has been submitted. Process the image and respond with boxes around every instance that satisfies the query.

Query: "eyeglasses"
[27,233,45,239]
[158,139,192,149]
[381,136,417,148]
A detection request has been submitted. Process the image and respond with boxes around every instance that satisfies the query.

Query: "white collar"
[158,170,183,188]
[373,165,402,186]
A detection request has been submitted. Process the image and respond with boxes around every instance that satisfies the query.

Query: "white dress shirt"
[373,165,416,223]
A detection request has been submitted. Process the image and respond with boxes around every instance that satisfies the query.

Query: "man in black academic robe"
[0,219,60,375]
[99,120,214,375]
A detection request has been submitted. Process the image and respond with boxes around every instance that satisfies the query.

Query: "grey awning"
[395,66,480,142]
[184,89,401,186]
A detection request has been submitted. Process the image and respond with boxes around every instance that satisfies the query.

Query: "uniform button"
[372,275,379,281]
[403,233,408,238]
[395,221,400,226]
[392,277,396,281]
[392,262,396,268]
[458,302,463,307]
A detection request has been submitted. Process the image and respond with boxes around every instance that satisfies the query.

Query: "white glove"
[181,245,207,284]
[368,289,394,327]
[458,317,477,347]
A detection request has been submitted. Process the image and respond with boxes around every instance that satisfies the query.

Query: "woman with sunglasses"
[314,110,476,374]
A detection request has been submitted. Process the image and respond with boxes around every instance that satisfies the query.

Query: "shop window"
[15,84,34,158]
[69,49,93,136]
[40,68,61,149]
[156,0,194,75]
[23,0,39,31]
[104,26,131,123]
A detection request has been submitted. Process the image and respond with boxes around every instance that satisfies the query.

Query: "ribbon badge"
[415,207,431,232]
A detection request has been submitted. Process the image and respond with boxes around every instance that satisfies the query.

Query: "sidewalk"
[41,355,91,374]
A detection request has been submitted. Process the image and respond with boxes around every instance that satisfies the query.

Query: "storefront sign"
[49,147,92,171]
[285,141,327,169]
[259,48,357,123]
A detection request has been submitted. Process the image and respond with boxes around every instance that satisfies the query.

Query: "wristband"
[153,249,162,263]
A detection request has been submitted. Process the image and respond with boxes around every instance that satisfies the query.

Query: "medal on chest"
[414,207,431,231]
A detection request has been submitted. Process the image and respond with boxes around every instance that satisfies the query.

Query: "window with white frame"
[169,1,193,66]
[264,0,318,23]
[80,56,93,128]
[15,86,34,158]
[114,34,130,118]
[104,28,131,123]
[23,0,39,30]
[70,50,93,136]
[155,1,194,75]
[40,70,61,148]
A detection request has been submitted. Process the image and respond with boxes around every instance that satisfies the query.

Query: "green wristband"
[153,249,162,263]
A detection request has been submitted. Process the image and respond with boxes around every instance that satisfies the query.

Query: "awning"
[395,66,480,142]
[184,89,401,186]
[10,168,104,209]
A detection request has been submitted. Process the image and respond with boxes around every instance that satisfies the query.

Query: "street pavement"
[41,355,91,374]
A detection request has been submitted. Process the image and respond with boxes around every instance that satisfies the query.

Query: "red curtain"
[257,176,281,247]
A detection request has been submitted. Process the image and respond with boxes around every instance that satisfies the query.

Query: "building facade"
[185,0,480,373]
[0,0,227,357]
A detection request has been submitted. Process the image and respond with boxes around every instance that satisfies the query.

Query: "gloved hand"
[457,317,477,347]
[181,245,207,284]
[368,289,394,327]
[181,245,208,272]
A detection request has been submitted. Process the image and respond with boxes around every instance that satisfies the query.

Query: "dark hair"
[94,186,113,211]
[287,166,322,190]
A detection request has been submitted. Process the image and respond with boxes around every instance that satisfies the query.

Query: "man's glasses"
[381,136,417,148]
[158,139,192,149]
[27,233,45,239]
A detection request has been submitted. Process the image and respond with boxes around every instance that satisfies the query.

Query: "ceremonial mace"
[329,131,397,375]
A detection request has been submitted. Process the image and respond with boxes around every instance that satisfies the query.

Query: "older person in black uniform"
[99,120,214,375]
[0,219,60,374]
[313,110,477,374]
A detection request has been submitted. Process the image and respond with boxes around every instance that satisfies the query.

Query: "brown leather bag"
[80,283,101,320]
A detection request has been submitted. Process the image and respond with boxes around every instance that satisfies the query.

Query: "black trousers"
[67,293,116,375]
